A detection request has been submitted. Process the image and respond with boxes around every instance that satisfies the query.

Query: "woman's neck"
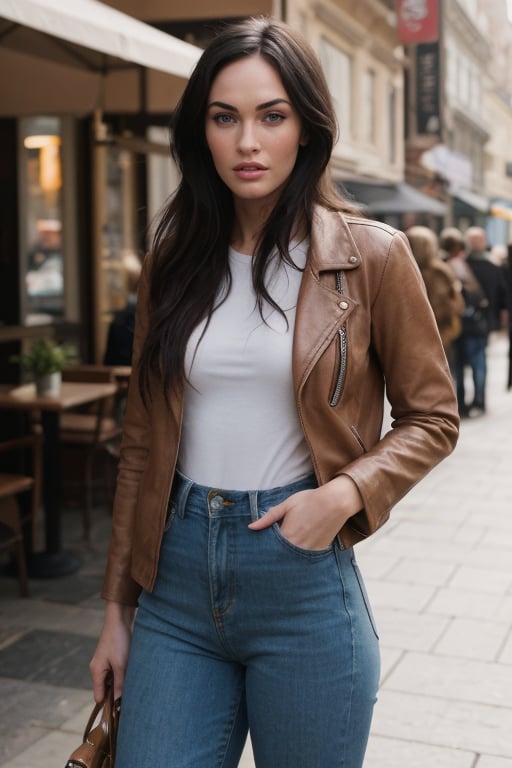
[230,200,305,256]
[230,201,268,255]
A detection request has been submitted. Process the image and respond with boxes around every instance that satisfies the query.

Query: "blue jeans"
[454,334,487,411]
[116,471,380,768]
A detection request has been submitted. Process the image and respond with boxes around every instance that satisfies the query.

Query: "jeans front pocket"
[260,509,333,560]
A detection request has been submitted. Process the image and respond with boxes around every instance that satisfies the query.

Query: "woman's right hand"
[90,600,136,703]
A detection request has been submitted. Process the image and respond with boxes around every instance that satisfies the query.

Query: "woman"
[91,17,459,768]
[405,225,465,361]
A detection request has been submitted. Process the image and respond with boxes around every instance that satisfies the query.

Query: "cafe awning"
[489,201,512,221]
[0,0,202,115]
[451,188,490,214]
[339,179,447,216]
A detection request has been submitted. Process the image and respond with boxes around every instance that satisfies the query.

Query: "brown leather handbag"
[65,678,121,768]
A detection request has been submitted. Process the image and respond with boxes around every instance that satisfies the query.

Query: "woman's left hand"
[248,475,363,550]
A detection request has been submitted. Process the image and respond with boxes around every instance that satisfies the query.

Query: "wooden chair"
[60,366,122,540]
[0,435,42,597]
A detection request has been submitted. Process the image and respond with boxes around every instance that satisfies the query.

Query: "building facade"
[1,0,511,375]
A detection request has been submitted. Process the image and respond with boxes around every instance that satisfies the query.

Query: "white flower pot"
[35,371,62,397]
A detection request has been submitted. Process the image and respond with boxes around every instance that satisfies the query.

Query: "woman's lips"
[233,164,267,180]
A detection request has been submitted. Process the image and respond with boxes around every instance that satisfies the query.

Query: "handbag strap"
[83,678,121,759]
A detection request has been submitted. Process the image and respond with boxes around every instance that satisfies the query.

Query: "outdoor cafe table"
[0,381,117,577]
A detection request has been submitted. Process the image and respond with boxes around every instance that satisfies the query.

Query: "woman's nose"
[237,122,260,153]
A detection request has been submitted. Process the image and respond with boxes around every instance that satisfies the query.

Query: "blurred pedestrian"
[405,225,464,365]
[103,252,142,367]
[507,243,512,389]
[448,227,508,417]
[90,17,459,768]
[466,228,509,334]
[439,226,465,265]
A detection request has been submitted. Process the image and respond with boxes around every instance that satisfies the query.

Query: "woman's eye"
[265,113,285,123]
[213,114,235,125]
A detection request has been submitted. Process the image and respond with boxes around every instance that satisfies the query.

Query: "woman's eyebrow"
[207,98,291,111]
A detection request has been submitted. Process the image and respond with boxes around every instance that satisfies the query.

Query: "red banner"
[396,0,439,44]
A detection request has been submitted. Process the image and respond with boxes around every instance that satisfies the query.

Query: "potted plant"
[10,338,74,396]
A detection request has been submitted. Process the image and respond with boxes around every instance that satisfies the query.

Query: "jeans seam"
[217,677,245,768]
[334,548,356,768]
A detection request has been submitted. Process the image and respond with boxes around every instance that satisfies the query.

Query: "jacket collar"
[308,206,362,276]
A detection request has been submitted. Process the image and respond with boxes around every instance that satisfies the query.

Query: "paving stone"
[365,534,475,568]
[28,573,104,604]
[477,757,512,768]
[385,557,456,587]
[434,617,510,662]
[372,689,512,757]
[239,739,255,768]
[448,564,512,595]
[0,627,25,651]
[429,587,512,622]
[0,596,104,638]
[364,734,475,767]
[451,523,489,547]
[353,551,400,580]
[0,729,84,768]
[379,645,404,682]
[498,632,512,664]
[0,679,90,764]
[365,579,437,613]
[373,607,449,653]
[0,629,97,689]
[385,651,512,708]
[59,700,96,734]
[480,526,512,550]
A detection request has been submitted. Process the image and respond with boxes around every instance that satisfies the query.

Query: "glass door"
[18,116,80,329]
[93,141,142,363]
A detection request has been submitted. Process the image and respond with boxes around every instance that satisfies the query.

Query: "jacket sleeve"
[340,230,459,543]
[101,258,152,605]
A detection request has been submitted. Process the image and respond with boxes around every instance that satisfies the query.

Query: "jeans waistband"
[171,470,317,521]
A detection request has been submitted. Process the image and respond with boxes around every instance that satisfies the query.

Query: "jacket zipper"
[329,270,347,407]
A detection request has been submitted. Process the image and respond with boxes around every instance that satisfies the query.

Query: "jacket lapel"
[292,208,361,394]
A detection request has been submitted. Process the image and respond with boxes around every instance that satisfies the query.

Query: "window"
[362,70,376,144]
[388,85,397,164]
[458,55,470,106]
[469,63,481,113]
[319,38,352,140]
[445,41,457,99]
[20,117,65,323]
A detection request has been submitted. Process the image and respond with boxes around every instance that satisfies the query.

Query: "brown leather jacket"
[102,208,459,605]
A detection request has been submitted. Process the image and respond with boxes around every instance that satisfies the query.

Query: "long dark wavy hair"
[139,16,356,401]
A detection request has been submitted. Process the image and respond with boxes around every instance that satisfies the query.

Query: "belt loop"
[249,490,259,522]
[175,473,194,519]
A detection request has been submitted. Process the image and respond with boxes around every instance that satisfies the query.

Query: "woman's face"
[205,55,305,210]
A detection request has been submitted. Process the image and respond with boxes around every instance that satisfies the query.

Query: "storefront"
[0,0,200,373]
[487,201,512,247]
[338,177,447,230]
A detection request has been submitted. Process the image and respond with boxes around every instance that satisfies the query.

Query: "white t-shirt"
[177,241,313,490]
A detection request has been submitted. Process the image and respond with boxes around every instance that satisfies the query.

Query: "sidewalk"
[1,333,511,767]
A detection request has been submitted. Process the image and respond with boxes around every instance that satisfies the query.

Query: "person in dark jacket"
[466,228,509,334]
[455,227,509,416]
[103,253,142,366]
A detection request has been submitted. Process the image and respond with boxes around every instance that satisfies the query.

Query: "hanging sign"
[396,0,439,44]
[416,42,441,136]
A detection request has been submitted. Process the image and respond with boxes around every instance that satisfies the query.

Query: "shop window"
[20,117,65,324]
[319,38,353,142]
[93,142,143,363]
[388,85,397,165]
[362,70,376,145]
